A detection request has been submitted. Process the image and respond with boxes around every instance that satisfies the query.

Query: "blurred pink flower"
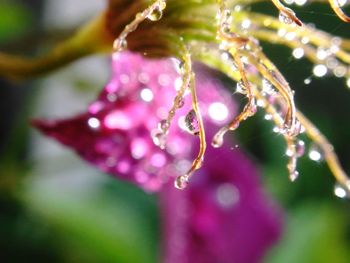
[161,145,282,263]
[33,51,282,262]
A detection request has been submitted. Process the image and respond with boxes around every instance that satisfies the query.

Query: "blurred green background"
[0,0,350,262]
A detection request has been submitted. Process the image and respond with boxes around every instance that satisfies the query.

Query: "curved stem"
[328,0,350,22]
[0,13,113,80]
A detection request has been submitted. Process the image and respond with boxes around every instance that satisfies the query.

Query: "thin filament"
[329,0,350,23]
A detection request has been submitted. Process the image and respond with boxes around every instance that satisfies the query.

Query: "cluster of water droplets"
[276,8,350,85]
[211,2,259,149]
[113,0,166,52]
[152,57,194,152]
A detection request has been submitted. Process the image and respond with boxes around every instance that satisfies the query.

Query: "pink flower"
[32,52,235,192]
[33,51,282,262]
[161,145,282,263]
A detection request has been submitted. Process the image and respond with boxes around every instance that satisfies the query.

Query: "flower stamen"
[175,55,206,189]
[329,0,350,23]
[113,0,167,52]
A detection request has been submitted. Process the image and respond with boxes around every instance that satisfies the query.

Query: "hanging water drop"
[289,170,299,182]
[174,175,189,190]
[334,183,349,199]
[114,38,127,52]
[247,104,257,117]
[212,127,228,148]
[176,98,185,109]
[279,8,295,25]
[175,60,186,75]
[285,146,294,157]
[308,144,324,162]
[158,119,170,133]
[212,133,224,148]
[152,131,167,149]
[147,6,163,21]
[346,77,350,88]
[87,117,101,130]
[264,114,273,120]
[296,140,305,157]
[236,80,246,94]
[185,109,199,135]
[262,78,274,95]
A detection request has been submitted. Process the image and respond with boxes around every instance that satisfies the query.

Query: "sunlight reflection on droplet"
[334,184,347,199]
[292,48,304,59]
[87,117,101,130]
[216,183,239,209]
[140,88,154,102]
[308,148,322,162]
[208,102,229,121]
[313,64,327,77]
[347,78,350,88]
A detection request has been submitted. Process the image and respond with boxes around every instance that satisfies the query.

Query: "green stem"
[0,13,113,80]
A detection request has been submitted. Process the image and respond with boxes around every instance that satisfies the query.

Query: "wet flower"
[1,0,350,193]
[33,51,235,192]
[33,51,282,262]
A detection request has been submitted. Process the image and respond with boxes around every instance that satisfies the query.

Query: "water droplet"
[223,9,232,20]
[216,183,239,209]
[212,133,224,148]
[241,19,252,29]
[273,126,280,133]
[184,110,199,135]
[316,47,329,60]
[292,47,305,59]
[334,183,349,199]
[264,114,273,120]
[107,93,117,102]
[176,98,185,109]
[87,117,101,130]
[147,6,163,21]
[262,78,274,95]
[158,0,166,10]
[114,38,127,52]
[152,131,167,149]
[208,102,229,121]
[212,127,227,148]
[247,104,257,117]
[222,22,232,34]
[125,23,137,32]
[257,99,265,108]
[308,144,323,162]
[304,78,312,85]
[174,175,189,190]
[236,80,246,94]
[289,170,299,182]
[140,88,154,102]
[337,0,347,7]
[176,61,185,75]
[333,66,346,78]
[138,72,150,84]
[313,64,328,77]
[158,119,170,132]
[295,0,307,6]
[279,8,295,25]
[285,146,294,157]
[131,138,148,159]
[296,140,305,157]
